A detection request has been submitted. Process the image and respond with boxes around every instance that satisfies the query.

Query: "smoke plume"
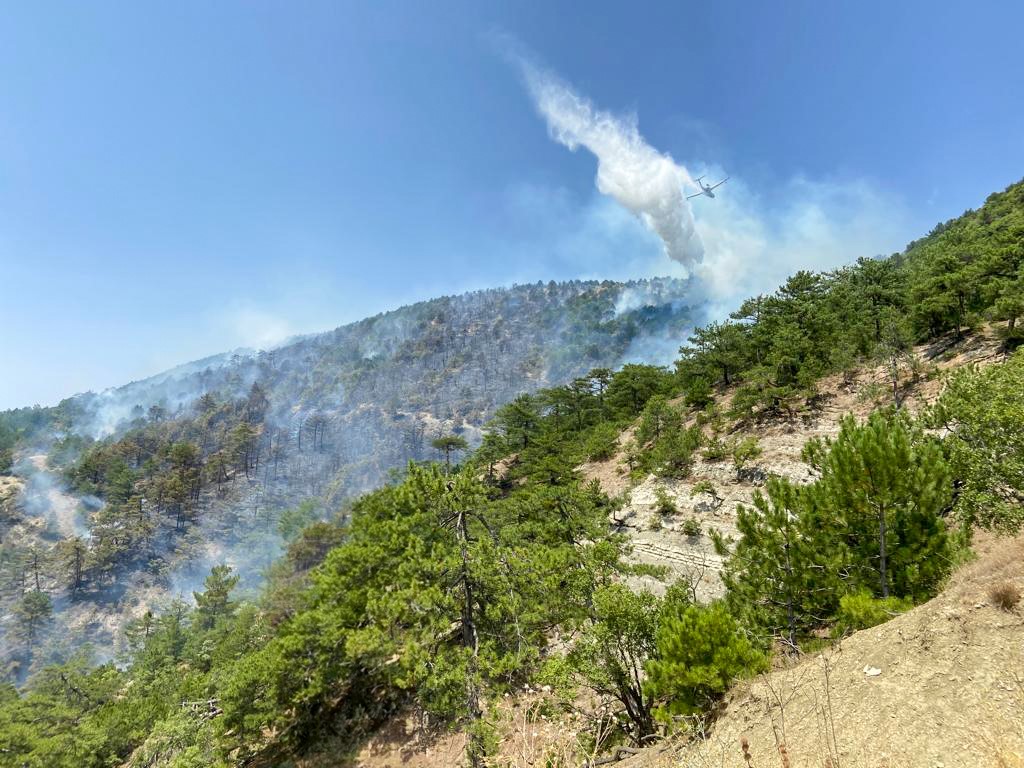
[517,60,704,271]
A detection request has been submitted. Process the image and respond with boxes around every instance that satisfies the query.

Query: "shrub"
[701,437,730,462]
[930,352,1024,533]
[690,480,718,499]
[645,602,767,725]
[652,424,703,479]
[682,518,702,538]
[584,422,621,462]
[833,591,912,636]
[654,487,678,516]
[857,381,885,405]
[731,437,762,476]
[988,582,1021,612]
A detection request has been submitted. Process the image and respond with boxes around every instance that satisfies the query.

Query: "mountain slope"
[0,277,695,683]
[1,180,1022,767]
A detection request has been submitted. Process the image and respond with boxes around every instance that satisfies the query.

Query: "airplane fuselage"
[687,176,727,201]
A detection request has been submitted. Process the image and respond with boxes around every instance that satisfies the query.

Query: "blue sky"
[2,1,1023,409]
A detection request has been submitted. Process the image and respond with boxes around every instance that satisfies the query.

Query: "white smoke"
[691,173,910,313]
[517,60,704,271]
[509,53,912,317]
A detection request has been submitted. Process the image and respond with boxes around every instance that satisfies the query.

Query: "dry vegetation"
[617,533,1024,768]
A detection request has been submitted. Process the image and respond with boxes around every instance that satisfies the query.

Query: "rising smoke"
[516,58,705,271]
[510,51,911,317]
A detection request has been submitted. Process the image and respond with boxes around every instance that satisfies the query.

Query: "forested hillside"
[0,278,693,685]
[0,180,1022,767]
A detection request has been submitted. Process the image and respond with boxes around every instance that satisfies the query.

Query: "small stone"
[863,665,882,676]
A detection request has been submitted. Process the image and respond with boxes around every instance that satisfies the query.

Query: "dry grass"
[613,535,1024,768]
[988,581,1021,612]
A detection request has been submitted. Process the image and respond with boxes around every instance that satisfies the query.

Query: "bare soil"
[619,533,1024,768]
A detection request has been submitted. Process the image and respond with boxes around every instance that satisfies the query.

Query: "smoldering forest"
[0,277,695,683]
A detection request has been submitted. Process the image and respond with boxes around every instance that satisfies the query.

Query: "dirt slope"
[619,533,1024,768]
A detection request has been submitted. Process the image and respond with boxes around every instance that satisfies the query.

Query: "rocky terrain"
[587,328,1006,603]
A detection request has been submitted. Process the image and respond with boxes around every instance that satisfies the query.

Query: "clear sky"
[2,1,1023,409]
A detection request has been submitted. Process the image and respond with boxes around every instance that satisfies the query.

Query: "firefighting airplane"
[686,175,729,200]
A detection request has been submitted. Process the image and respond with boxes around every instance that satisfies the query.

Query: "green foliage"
[833,591,913,636]
[731,436,762,477]
[216,464,626,762]
[430,434,469,468]
[672,182,1024,419]
[719,410,954,645]
[929,351,1024,532]
[584,421,620,461]
[628,396,703,478]
[683,376,713,408]
[277,499,321,542]
[606,364,675,416]
[716,477,831,646]
[905,182,1024,341]
[645,602,766,725]
[653,487,677,516]
[14,589,53,641]
[812,411,953,600]
[545,584,685,744]
[193,565,240,631]
[700,436,730,461]
[4,183,1023,765]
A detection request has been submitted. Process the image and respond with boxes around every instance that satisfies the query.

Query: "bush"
[645,602,767,725]
[701,437,730,462]
[584,422,621,462]
[833,591,912,636]
[690,480,718,499]
[654,487,678,516]
[988,582,1021,612]
[652,424,703,479]
[931,352,1024,533]
[731,437,762,476]
[682,518,702,538]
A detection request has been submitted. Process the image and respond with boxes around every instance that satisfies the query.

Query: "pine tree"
[15,589,52,642]
[193,565,240,631]
[715,477,835,646]
[645,602,766,726]
[929,351,1024,533]
[812,411,952,600]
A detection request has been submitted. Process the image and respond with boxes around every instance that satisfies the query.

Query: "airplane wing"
[709,177,729,191]
[686,191,704,200]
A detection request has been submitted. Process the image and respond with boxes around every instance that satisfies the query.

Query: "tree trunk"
[456,509,485,768]
[877,506,890,598]
[783,538,796,649]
